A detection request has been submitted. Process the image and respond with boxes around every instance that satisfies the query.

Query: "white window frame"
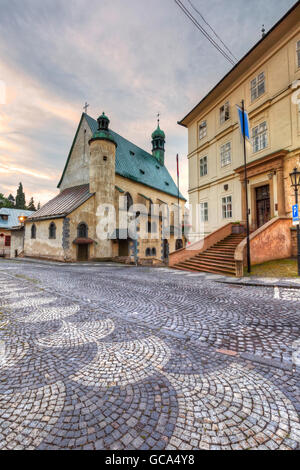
[200,202,208,222]
[200,156,208,177]
[252,121,268,153]
[222,196,232,219]
[220,142,231,167]
[220,101,230,125]
[251,72,265,102]
[199,120,207,140]
[297,40,300,69]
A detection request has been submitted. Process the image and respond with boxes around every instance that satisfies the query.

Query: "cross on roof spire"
[83,102,89,113]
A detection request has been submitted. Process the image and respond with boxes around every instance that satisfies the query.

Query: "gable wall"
[59,117,92,191]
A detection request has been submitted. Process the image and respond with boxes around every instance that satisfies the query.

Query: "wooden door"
[256,185,270,228]
[77,244,88,261]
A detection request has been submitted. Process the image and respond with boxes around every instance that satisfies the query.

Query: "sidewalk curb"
[215,279,300,290]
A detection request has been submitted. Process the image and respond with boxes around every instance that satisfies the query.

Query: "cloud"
[0,0,295,205]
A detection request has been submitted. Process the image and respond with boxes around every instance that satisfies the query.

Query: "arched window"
[49,222,56,240]
[78,223,88,238]
[125,192,133,212]
[31,224,36,239]
[145,248,151,257]
[176,239,183,250]
[151,248,156,256]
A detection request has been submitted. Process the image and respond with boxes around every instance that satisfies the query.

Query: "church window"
[78,223,88,238]
[31,224,36,239]
[49,222,56,239]
[145,248,151,257]
[151,248,156,256]
[125,193,133,212]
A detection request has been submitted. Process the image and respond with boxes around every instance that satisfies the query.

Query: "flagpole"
[242,99,251,274]
[177,154,180,238]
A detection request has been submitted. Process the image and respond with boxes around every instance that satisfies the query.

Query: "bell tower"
[151,118,165,166]
[89,112,117,258]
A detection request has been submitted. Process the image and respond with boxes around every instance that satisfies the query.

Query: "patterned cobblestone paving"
[0,260,299,450]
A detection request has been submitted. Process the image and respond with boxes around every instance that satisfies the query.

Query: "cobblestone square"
[0,260,299,450]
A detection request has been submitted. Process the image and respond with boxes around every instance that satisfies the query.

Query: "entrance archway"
[77,244,89,261]
[119,239,129,256]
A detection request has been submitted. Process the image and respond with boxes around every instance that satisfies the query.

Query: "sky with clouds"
[0,0,295,205]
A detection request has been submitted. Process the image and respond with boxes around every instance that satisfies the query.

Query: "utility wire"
[174,0,236,66]
[187,0,238,62]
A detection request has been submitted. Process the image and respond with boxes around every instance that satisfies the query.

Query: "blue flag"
[236,105,250,139]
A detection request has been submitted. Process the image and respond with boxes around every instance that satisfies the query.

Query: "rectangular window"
[220,101,230,124]
[200,202,208,222]
[297,40,300,69]
[220,142,231,167]
[199,120,207,139]
[5,236,11,247]
[222,196,232,219]
[251,72,265,101]
[200,156,208,177]
[252,121,268,153]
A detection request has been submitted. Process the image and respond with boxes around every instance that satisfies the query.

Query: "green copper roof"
[152,123,165,139]
[99,112,109,121]
[90,129,117,145]
[58,113,186,201]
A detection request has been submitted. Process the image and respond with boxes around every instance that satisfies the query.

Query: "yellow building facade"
[179,3,300,242]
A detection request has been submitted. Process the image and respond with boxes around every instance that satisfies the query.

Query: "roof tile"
[29,184,94,221]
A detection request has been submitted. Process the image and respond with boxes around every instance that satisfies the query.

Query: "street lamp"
[290,167,300,275]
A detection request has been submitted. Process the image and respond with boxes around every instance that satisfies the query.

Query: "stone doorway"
[77,244,89,261]
[118,239,129,257]
[255,185,271,228]
[163,239,169,262]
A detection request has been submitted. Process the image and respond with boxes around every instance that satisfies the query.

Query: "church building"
[24,112,186,263]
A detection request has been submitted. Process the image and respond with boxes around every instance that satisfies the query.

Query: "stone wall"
[10,230,25,257]
[235,217,292,276]
[24,218,65,261]
[291,227,299,258]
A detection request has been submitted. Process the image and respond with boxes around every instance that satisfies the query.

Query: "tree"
[0,193,14,208]
[7,194,15,207]
[37,201,41,211]
[15,183,26,209]
[27,197,36,211]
